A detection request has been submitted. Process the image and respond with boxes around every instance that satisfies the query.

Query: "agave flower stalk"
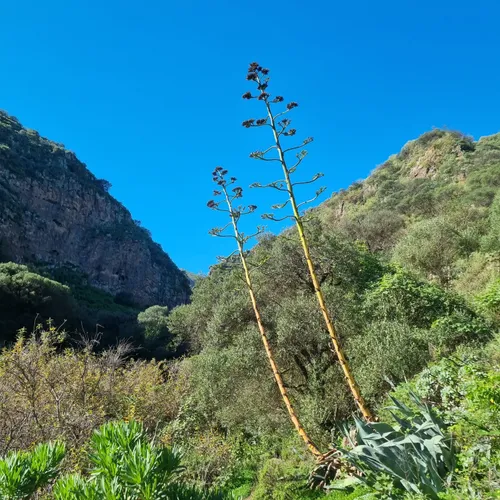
[207,167,322,457]
[242,63,374,422]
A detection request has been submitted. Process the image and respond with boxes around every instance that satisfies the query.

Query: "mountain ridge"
[315,128,500,253]
[0,110,190,308]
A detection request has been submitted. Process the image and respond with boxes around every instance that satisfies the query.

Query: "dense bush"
[363,267,493,352]
[481,191,500,252]
[475,278,500,320]
[389,336,500,498]
[0,263,76,343]
[0,421,224,499]
[0,325,177,456]
[138,305,182,358]
[392,216,478,285]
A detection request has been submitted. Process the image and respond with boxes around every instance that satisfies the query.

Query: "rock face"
[0,111,190,308]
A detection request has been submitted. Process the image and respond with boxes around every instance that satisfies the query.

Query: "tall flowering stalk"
[207,167,322,457]
[241,63,374,422]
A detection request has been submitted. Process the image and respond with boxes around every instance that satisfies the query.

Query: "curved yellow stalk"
[258,83,374,422]
[219,181,323,457]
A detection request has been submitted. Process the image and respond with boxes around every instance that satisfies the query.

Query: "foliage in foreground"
[392,337,500,498]
[336,395,455,499]
[0,421,223,499]
[53,420,223,500]
[210,335,498,499]
[317,335,500,500]
[0,442,65,499]
[0,312,495,499]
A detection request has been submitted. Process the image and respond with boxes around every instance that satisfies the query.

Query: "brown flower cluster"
[248,62,269,74]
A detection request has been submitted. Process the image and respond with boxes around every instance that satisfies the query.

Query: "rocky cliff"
[0,111,190,308]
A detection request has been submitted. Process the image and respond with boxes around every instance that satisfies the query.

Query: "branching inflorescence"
[241,62,374,422]
[207,167,322,457]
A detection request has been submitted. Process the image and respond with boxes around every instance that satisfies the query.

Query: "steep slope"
[318,129,500,253]
[0,111,190,308]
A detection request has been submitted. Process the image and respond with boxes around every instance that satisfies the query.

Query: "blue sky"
[1,0,499,273]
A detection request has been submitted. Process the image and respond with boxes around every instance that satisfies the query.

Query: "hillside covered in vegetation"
[162,127,500,497]
[0,96,498,498]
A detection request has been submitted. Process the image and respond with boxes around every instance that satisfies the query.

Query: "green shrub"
[0,442,65,499]
[53,420,224,499]
[383,336,500,497]
[138,305,170,343]
[481,191,500,252]
[448,355,500,496]
[252,457,320,500]
[452,252,500,299]
[0,262,76,342]
[348,320,429,402]
[393,216,476,285]
[429,311,492,351]
[337,394,455,499]
[137,305,181,358]
[364,268,457,328]
[177,429,236,489]
[475,278,500,320]
[364,267,493,353]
